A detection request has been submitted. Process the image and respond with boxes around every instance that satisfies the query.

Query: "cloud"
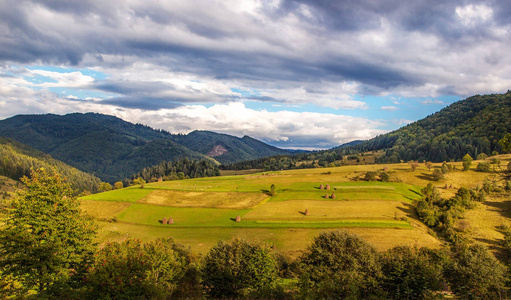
[381,106,398,111]
[130,102,387,148]
[1,0,511,148]
[421,99,445,105]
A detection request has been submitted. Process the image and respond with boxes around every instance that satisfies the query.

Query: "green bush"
[476,162,491,172]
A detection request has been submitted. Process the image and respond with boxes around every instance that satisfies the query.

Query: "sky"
[1,0,510,150]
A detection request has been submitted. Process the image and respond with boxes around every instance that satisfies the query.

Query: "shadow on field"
[474,237,501,252]
[409,189,422,196]
[260,189,272,196]
[298,211,306,216]
[230,218,237,222]
[396,203,416,219]
[484,200,511,218]
[416,173,434,181]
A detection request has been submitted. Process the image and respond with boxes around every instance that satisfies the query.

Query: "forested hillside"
[352,92,511,162]
[224,92,511,170]
[128,157,220,183]
[0,113,290,182]
[0,137,101,192]
[174,131,290,164]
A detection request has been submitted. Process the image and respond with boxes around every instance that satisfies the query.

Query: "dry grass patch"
[137,190,269,209]
[243,200,414,220]
[80,200,132,220]
[464,195,511,253]
[96,222,440,258]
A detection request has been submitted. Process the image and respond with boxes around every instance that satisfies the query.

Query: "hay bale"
[325,184,331,190]
[319,184,324,189]
[168,217,174,224]
[331,193,336,199]
[305,208,310,216]
[444,184,448,189]
[449,184,453,189]
[162,217,167,225]
[235,215,241,222]
[324,193,329,199]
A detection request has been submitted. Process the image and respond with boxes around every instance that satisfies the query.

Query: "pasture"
[80,162,459,255]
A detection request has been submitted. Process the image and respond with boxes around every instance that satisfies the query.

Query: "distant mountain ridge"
[0,113,291,181]
[174,131,290,165]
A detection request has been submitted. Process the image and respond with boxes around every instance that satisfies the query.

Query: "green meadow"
[81,164,441,255]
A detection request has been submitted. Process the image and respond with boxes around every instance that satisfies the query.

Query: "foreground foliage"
[298,231,383,299]
[0,168,97,296]
[201,238,280,299]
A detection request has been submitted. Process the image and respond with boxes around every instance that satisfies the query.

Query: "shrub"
[432,169,444,181]
[364,171,377,181]
[114,181,123,189]
[462,154,473,171]
[476,162,491,172]
[379,171,390,182]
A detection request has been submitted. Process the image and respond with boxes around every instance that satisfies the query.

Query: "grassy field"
[80,156,511,255]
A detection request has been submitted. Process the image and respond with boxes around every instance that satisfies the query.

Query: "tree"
[477,153,488,160]
[86,238,191,299]
[381,246,445,299]
[409,160,419,171]
[114,181,123,189]
[0,168,97,296]
[270,184,276,196]
[432,168,444,181]
[99,182,112,192]
[445,243,507,299]
[498,133,511,153]
[201,238,279,298]
[364,171,377,181]
[462,154,473,171]
[298,230,383,299]
[133,177,146,188]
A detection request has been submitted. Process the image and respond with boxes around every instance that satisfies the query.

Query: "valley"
[82,159,503,256]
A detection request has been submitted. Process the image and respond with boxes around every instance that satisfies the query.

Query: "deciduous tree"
[0,168,97,296]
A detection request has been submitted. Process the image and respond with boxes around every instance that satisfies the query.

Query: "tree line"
[2,168,511,299]
[126,158,220,185]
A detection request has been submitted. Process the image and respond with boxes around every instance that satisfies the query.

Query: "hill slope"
[0,113,213,182]
[0,113,290,181]
[174,131,290,165]
[0,137,102,192]
[224,92,511,170]
[355,92,511,162]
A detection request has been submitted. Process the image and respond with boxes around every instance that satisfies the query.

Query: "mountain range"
[0,113,290,182]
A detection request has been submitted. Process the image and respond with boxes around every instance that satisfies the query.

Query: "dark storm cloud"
[1,0,510,106]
